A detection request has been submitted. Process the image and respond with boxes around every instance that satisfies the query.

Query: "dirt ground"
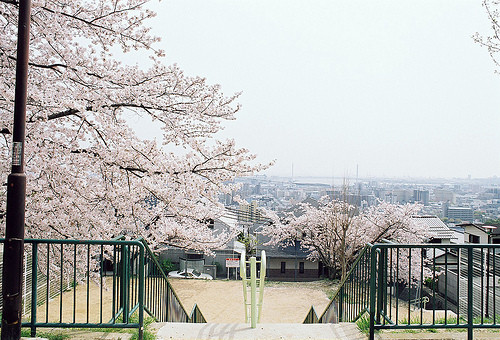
[31,277,118,324]
[30,277,337,325]
[168,279,336,323]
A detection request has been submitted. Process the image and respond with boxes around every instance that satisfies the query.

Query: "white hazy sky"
[141,0,500,179]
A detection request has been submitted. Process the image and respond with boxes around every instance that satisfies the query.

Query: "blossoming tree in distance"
[0,0,267,252]
[264,197,427,281]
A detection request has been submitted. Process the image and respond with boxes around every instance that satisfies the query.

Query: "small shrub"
[160,259,176,273]
[356,314,370,334]
[20,329,70,340]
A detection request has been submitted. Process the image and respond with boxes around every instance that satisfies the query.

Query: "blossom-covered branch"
[0,0,269,252]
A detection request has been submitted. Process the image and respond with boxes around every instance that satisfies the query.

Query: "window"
[299,262,304,274]
[186,253,203,260]
[280,261,286,273]
[469,234,480,244]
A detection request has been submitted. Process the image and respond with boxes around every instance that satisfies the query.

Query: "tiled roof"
[412,216,456,240]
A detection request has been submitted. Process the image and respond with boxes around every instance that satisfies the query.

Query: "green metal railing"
[305,243,500,340]
[0,237,206,339]
[303,305,319,324]
[140,237,206,324]
[303,244,372,324]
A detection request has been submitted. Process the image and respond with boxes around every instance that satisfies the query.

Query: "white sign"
[226,258,240,268]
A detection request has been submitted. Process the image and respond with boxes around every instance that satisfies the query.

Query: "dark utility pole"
[2,1,31,339]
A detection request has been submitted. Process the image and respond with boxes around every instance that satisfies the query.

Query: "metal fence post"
[138,244,144,340]
[30,242,38,337]
[122,245,130,323]
[338,286,344,322]
[369,246,378,340]
[376,247,385,324]
[467,247,473,340]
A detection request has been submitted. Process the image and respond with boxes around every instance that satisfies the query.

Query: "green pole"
[250,256,257,328]
[30,242,38,337]
[138,244,144,340]
[467,247,473,340]
[369,246,378,340]
[257,250,266,323]
[122,245,130,323]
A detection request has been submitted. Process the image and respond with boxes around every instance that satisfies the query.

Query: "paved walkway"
[377,329,500,340]
[154,322,366,340]
[22,330,133,340]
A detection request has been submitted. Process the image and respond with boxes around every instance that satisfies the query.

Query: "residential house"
[411,215,455,244]
[459,222,500,245]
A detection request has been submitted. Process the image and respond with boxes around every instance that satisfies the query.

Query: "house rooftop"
[412,215,455,240]
[457,222,500,235]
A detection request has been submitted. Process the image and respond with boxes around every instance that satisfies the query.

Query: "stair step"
[154,322,365,339]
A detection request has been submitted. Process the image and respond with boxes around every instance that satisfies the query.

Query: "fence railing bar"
[481,247,484,324]
[407,248,411,326]
[494,250,497,325]
[45,243,49,323]
[444,246,448,325]
[420,249,423,326]
[432,247,436,325]
[112,244,117,324]
[73,243,77,324]
[86,243,90,324]
[30,242,38,337]
[100,244,103,324]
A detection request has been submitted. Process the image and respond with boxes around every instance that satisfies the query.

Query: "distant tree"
[474,211,486,223]
[484,218,500,225]
[263,198,424,280]
[0,0,268,252]
[236,231,260,257]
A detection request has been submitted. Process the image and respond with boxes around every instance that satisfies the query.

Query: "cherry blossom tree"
[263,197,425,280]
[0,0,267,252]
[474,0,500,70]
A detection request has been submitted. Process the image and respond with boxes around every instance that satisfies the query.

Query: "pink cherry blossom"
[263,196,426,280]
[0,0,269,253]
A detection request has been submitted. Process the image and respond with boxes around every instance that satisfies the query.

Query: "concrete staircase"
[152,322,366,339]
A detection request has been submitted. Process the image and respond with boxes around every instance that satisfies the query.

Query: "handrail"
[0,237,206,340]
[409,296,429,310]
[312,244,372,323]
[304,242,500,340]
[327,244,372,305]
[189,304,207,323]
[303,306,319,324]
[137,238,206,323]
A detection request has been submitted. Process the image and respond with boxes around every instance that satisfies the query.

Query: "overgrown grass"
[355,314,370,334]
[398,315,425,325]
[20,329,70,340]
[21,314,157,339]
[130,328,156,340]
[434,316,466,325]
[365,314,500,336]
[472,314,500,324]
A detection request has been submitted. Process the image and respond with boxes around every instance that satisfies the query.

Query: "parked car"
[168,268,213,280]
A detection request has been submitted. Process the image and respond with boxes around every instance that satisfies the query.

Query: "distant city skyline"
[137,0,500,179]
[247,174,500,187]
[230,173,500,223]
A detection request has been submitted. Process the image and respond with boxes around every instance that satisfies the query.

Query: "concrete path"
[377,329,500,340]
[153,322,366,340]
[22,331,133,340]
